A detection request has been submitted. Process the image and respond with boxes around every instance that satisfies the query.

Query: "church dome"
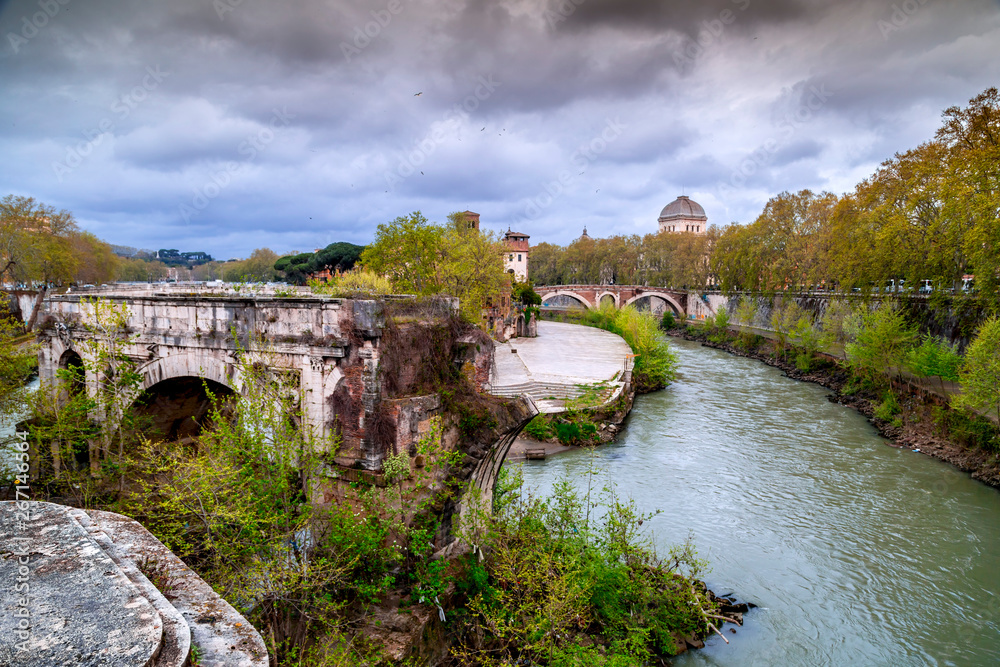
[658,195,707,221]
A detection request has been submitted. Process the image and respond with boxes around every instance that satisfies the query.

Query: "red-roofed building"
[503,229,530,281]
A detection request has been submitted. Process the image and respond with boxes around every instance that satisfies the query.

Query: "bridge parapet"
[538,285,688,316]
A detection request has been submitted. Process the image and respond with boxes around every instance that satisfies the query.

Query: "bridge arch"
[129,353,244,441]
[540,290,593,310]
[57,348,86,396]
[140,352,241,394]
[596,291,619,308]
[133,376,236,441]
[623,292,684,317]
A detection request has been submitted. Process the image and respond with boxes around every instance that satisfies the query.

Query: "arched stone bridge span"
[34,286,536,554]
[539,285,688,317]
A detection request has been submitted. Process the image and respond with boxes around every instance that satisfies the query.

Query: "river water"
[1,376,39,479]
[517,338,1000,666]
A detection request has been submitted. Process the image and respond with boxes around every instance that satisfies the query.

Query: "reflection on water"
[517,338,1000,666]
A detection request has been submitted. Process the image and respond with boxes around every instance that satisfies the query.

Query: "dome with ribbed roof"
[658,195,708,235]
[658,196,707,222]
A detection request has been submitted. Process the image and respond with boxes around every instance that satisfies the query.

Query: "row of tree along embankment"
[670,304,1000,488]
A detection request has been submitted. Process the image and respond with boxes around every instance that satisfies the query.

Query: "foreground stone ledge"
[0,501,162,667]
[0,501,268,667]
[86,509,269,667]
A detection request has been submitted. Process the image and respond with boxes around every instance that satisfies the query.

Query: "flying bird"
[414,92,423,96]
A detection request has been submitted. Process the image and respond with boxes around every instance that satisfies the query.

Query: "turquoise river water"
[516,338,1000,666]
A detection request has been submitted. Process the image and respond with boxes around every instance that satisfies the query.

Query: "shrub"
[452,474,719,664]
[706,308,731,343]
[311,269,393,297]
[790,315,827,371]
[907,335,962,381]
[874,391,901,422]
[735,296,758,328]
[771,300,806,358]
[523,415,555,441]
[933,406,1000,452]
[953,317,1000,423]
[660,310,676,330]
[845,304,917,389]
[580,304,678,393]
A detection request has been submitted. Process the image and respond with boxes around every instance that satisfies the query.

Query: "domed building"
[658,195,707,235]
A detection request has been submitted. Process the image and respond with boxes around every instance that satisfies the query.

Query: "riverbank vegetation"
[450,467,727,665]
[573,303,678,393]
[523,385,629,447]
[675,303,1000,481]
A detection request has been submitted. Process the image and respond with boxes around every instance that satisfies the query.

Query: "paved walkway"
[494,321,632,386]
[494,321,633,456]
[492,321,633,413]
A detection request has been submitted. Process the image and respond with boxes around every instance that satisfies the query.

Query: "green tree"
[361,211,510,325]
[0,301,36,481]
[361,212,447,294]
[116,257,169,282]
[937,88,1000,307]
[770,299,806,358]
[222,248,282,283]
[845,304,918,389]
[953,317,1000,422]
[906,334,963,396]
[69,231,120,285]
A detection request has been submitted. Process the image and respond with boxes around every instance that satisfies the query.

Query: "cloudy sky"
[1,0,998,258]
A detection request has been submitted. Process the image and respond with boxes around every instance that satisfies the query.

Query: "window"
[508,254,513,261]
[517,254,522,261]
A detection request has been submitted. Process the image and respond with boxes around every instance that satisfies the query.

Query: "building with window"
[658,195,708,234]
[503,229,530,281]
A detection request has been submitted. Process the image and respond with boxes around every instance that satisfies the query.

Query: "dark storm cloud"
[0,0,998,255]
[554,0,808,33]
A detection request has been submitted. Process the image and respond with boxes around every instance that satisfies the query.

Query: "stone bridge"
[34,285,536,538]
[539,284,688,316]
[37,284,382,462]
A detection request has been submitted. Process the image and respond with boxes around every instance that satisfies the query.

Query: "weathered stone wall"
[1,289,40,324]
[704,291,990,350]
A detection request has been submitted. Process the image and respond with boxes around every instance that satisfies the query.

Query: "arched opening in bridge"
[58,349,85,397]
[628,295,681,317]
[541,293,589,310]
[132,376,235,442]
[599,294,617,309]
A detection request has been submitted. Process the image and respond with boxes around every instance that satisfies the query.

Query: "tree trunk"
[24,286,46,331]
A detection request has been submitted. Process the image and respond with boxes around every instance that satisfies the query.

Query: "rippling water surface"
[517,338,1000,666]
[1,376,39,478]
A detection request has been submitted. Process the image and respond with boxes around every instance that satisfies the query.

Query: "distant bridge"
[538,285,689,317]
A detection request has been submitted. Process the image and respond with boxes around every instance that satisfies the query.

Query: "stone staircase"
[487,379,627,414]
[0,501,269,667]
[488,380,611,401]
